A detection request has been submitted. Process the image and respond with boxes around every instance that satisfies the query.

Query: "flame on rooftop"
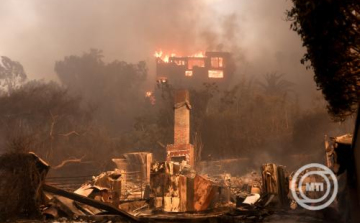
[154,50,205,63]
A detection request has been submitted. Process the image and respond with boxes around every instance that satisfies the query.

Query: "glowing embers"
[185,70,193,77]
[208,70,224,78]
[211,57,224,68]
[157,78,168,84]
[145,91,155,105]
[145,91,153,97]
[188,58,205,70]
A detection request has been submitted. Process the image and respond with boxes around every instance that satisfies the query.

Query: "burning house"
[155,51,235,88]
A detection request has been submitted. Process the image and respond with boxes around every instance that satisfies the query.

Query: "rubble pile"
[38,156,294,222]
[0,150,335,223]
[149,160,233,213]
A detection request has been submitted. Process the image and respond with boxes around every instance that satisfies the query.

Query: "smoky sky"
[0,0,318,107]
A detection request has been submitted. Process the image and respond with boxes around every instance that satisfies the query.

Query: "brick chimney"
[166,90,194,166]
[174,90,190,145]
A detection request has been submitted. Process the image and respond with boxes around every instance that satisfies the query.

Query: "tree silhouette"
[258,72,295,95]
[0,56,27,95]
[55,49,148,133]
[287,0,359,120]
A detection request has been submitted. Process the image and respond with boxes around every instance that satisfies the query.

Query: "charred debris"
[1,88,348,223]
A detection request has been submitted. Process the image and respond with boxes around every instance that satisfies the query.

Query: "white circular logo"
[290,163,338,210]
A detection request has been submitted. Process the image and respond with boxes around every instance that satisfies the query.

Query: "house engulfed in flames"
[155,51,235,88]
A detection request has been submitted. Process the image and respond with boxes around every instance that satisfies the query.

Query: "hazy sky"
[0,0,318,106]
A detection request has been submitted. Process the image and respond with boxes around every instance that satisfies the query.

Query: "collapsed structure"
[36,131,353,222]
[37,89,301,222]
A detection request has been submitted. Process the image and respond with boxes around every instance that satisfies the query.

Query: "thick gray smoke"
[0,0,317,106]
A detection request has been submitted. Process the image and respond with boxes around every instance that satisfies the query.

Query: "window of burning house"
[185,70,193,77]
[187,58,205,70]
[211,57,224,68]
[173,59,185,66]
[208,70,224,78]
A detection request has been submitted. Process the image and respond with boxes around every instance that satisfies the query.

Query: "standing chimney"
[166,90,194,166]
[174,90,190,145]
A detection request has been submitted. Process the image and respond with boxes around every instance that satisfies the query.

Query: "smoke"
[0,0,318,106]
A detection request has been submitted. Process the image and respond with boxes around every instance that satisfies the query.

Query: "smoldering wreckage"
[0,90,354,223]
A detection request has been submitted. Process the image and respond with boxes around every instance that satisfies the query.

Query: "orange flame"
[154,50,163,58]
[190,52,205,57]
[154,50,205,63]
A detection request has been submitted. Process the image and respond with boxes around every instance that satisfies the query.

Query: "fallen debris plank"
[43,184,139,222]
[243,193,260,205]
[53,195,86,217]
